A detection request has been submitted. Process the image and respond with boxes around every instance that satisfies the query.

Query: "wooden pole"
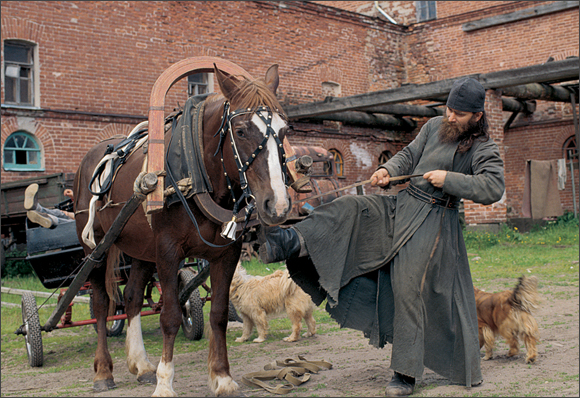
[146,57,253,214]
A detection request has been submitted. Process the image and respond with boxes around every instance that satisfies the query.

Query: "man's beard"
[439,115,478,144]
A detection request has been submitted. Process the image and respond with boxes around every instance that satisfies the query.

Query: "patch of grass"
[466,215,578,288]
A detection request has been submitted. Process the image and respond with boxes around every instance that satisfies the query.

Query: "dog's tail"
[510,275,540,314]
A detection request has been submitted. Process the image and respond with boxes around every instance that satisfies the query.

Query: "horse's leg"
[124,258,158,384]
[152,253,182,397]
[89,264,116,391]
[207,254,240,396]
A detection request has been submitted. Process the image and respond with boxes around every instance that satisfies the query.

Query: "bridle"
[166,100,290,248]
[213,102,288,221]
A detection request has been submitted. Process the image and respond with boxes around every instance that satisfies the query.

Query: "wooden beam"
[299,111,417,131]
[284,58,579,119]
[462,1,579,32]
[501,83,577,103]
[297,98,535,130]
[502,97,536,114]
[358,103,442,117]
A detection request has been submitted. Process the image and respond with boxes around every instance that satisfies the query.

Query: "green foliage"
[464,212,579,250]
[3,249,33,278]
[465,213,579,288]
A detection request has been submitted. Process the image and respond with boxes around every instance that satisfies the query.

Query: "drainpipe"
[375,1,397,24]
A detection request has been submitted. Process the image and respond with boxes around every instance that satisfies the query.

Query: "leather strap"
[241,356,331,395]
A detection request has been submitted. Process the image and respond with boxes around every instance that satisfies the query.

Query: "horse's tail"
[105,244,122,317]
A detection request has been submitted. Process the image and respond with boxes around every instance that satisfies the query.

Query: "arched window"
[329,149,344,177]
[3,131,43,171]
[378,150,393,165]
[563,135,578,162]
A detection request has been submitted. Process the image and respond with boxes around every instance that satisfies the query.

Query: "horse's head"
[213,64,291,226]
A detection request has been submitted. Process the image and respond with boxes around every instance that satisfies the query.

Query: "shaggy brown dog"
[474,275,540,363]
[229,263,316,343]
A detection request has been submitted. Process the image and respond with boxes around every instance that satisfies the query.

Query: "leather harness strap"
[241,356,332,395]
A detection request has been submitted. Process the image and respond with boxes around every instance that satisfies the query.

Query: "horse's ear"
[265,64,279,95]
[214,63,240,100]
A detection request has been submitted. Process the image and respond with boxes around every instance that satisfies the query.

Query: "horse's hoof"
[137,371,157,384]
[93,379,116,392]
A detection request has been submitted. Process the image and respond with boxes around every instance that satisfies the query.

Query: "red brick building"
[1,1,579,236]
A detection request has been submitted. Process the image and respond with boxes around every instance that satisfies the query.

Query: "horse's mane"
[207,75,285,115]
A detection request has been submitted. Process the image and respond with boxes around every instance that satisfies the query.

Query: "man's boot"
[27,211,57,229]
[24,183,39,210]
[258,226,304,264]
[385,372,415,397]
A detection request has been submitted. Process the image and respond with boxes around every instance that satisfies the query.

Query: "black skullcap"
[446,77,485,113]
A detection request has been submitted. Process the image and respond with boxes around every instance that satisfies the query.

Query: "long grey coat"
[288,116,504,387]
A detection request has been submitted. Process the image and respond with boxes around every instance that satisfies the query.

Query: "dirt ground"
[1,284,578,397]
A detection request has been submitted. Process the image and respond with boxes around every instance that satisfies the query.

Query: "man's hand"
[370,168,390,187]
[423,170,448,188]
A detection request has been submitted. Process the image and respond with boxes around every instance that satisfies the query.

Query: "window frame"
[3,40,37,107]
[563,135,578,163]
[188,73,213,97]
[329,149,344,177]
[416,1,437,22]
[2,131,44,171]
[378,150,393,166]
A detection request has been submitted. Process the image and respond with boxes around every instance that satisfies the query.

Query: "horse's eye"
[235,129,245,137]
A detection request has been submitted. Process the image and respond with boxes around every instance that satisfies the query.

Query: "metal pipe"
[571,90,579,218]
[569,150,577,218]
[375,1,397,24]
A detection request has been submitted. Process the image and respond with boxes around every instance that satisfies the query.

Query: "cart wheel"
[90,286,125,337]
[179,269,205,340]
[228,301,242,323]
[21,292,43,367]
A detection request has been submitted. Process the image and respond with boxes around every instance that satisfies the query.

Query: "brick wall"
[464,89,507,225]
[1,1,578,222]
[1,1,401,185]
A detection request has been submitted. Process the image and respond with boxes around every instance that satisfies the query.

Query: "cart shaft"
[42,183,155,332]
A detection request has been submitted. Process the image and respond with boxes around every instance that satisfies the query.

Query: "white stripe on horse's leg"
[125,314,157,378]
[152,359,176,397]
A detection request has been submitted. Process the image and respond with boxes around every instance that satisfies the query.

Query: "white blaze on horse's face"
[251,111,290,217]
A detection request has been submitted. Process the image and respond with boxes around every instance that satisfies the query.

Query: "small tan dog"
[229,263,316,343]
[474,275,540,363]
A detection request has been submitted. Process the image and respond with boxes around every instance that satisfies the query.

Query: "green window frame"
[3,131,43,171]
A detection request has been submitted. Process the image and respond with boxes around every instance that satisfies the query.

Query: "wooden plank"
[285,58,579,119]
[462,2,579,32]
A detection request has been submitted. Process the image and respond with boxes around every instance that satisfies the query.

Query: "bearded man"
[258,77,505,396]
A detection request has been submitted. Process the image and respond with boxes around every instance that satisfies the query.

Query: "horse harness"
[166,99,289,245]
[213,102,288,216]
[85,97,288,248]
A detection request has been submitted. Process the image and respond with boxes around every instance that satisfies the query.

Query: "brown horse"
[73,64,291,396]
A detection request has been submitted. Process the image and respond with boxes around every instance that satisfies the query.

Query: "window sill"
[1,103,41,110]
[3,166,45,172]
